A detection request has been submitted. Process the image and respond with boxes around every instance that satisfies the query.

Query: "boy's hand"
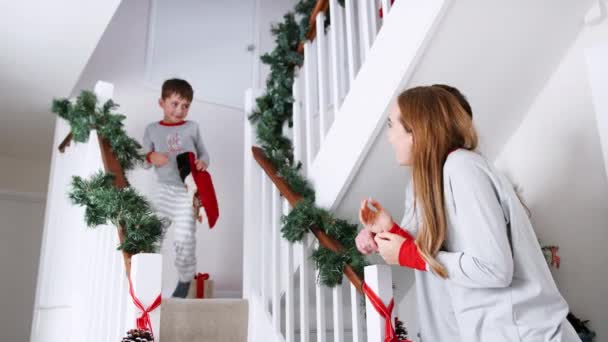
[149,152,169,167]
[195,159,208,171]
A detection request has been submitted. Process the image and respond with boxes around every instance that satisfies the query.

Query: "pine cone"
[121,328,154,342]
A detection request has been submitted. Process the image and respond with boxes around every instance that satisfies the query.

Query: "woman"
[356,86,579,341]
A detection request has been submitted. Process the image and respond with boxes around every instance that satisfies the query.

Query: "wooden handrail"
[58,133,132,275]
[252,146,364,294]
[58,132,73,153]
[297,0,330,54]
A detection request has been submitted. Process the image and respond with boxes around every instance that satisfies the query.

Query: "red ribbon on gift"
[128,274,162,337]
[363,282,411,342]
[195,273,210,298]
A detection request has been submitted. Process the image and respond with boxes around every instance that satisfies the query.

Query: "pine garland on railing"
[250,0,365,287]
[52,91,165,255]
[69,172,165,254]
[53,90,143,171]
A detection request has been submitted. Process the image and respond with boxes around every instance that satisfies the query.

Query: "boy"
[143,78,210,298]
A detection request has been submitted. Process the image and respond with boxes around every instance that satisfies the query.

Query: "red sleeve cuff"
[146,152,153,163]
[398,237,427,271]
[389,222,414,240]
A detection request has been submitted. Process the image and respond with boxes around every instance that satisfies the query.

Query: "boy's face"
[159,93,191,123]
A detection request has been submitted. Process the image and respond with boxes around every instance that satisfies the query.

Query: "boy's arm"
[195,124,211,167]
[143,125,155,165]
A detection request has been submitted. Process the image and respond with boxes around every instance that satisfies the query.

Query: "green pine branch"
[69,172,165,254]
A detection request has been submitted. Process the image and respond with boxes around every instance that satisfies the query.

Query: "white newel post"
[126,253,163,338]
[364,265,394,342]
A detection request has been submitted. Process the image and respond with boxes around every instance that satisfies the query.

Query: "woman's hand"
[355,228,378,254]
[359,198,394,234]
[374,232,405,265]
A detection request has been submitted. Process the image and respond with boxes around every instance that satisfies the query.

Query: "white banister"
[261,173,269,310]
[344,0,359,83]
[284,199,296,342]
[364,265,394,342]
[350,284,363,342]
[315,264,327,342]
[329,0,344,117]
[332,281,344,342]
[300,235,311,342]
[293,73,305,172]
[358,0,372,58]
[304,42,317,170]
[369,0,379,37]
[381,0,392,20]
[316,11,329,143]
[272,186,282,331]
[336,4,348,105]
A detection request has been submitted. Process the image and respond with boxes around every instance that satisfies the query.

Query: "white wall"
[251,0,299,89]
[495,11,608,340]
[0,0,120,161]
[0,143,48,341]
[145,0,254,109]
[0,156,49,194]
[0,194,45,341]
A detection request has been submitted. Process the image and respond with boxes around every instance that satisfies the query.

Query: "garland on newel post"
[52,90,165,255]
[52,90,165,340]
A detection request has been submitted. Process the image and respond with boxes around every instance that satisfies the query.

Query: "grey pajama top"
[399,149,579,342]
[142,120,210,186]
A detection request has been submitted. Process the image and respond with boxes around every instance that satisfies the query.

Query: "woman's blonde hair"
[397,86,478,278]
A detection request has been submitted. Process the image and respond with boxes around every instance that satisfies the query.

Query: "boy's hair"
[432,84,472,118]
[162,78,194,102]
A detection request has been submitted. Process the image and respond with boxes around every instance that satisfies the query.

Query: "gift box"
[187,272,213,299]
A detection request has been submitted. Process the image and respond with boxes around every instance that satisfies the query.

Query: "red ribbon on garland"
[362,282,411,342]
[128,274,162,337]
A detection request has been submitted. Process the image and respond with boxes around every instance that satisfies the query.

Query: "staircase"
[160,299,248,341]
[243,2,425,341]
[243,0,596,341]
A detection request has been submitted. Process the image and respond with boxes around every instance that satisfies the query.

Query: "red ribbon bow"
[363,282,410,342]
[128,275,162,337]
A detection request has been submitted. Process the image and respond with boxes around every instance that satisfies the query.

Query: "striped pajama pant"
[154,183,197,283]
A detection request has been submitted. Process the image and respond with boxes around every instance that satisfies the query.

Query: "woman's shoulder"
[443,149,490,177]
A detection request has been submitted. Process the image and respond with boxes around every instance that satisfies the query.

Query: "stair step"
[160,298,248,342]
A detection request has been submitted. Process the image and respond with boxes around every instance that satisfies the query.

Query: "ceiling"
[0,0,120,162]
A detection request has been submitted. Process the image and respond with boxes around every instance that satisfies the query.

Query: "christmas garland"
[52,91,165,255]
[53,91,142,171]
[249,0,366,287]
